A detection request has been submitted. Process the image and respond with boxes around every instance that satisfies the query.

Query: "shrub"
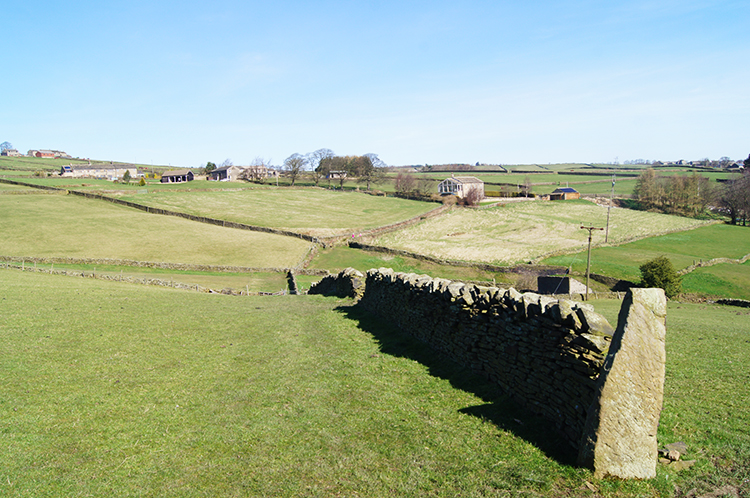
[639,256,681,298]
[139,177,146,186]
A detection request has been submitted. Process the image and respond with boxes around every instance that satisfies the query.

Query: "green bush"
[639,256,682,298]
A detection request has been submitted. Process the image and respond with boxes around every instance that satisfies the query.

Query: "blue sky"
[3,1,748,167]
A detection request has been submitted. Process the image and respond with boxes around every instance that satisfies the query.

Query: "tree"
[357,153,387,190]
[744,154,750,169]
[394,172,416,194]
[719,171,750,225]
[123,170,131,184]
[219,158,233,168]
[308,149,334,186]
[240,156,272,183]
[0,141,12,152]
[283,153,307,186]
[639,256,681,298]
[204,162,217,175]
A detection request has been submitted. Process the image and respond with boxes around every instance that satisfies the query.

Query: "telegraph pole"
[605,175,616,243]
[581,226,604,300]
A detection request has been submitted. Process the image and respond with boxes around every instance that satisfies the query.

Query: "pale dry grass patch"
[373,201,711,265]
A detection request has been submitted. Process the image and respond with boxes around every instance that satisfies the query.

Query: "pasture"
[369,200,711,266]
[1,269,748,497]
[543,224,750,299]
[0,193,311,268]
[117,188,435,237]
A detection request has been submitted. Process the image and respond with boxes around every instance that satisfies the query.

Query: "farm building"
[161,169,195,183]
[27,149,71,159]
[1,148,21,157]
[550,187,580,200]
[60,165,138,181]
[438,175,485,199]
[327,170,347,180]
[209,165,245,182]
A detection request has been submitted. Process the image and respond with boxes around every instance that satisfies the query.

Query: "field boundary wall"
[0,178,324,246]
[0,255,329,276]
[312,269,666,478]
[347,241,566,275]
[0,260,291,295]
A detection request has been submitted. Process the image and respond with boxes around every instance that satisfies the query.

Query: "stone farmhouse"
[60,165,138,181]
[161,169,195,183]
[208,165,245,182]
[437,175,485,199]
[208,164,274,182]
[0,148,21,157]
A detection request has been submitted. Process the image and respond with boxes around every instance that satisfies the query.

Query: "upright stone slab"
[577,288,667,479]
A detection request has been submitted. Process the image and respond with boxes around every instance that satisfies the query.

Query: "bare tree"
[394,172,416,194]
[240,156,272,183]
[283,153,307,186]
[416,176,433,196]
[0,141,12,152]
[220,158,233,167]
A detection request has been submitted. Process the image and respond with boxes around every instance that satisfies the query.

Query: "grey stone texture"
[316,269,667,479]
[577,288,667,479]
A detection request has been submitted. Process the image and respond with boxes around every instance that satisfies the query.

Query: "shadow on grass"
[335,303,578,467]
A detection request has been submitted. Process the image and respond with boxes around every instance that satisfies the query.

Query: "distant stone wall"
[318,268,666,478]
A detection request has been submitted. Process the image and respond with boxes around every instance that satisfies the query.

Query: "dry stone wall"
[358,268,615,448]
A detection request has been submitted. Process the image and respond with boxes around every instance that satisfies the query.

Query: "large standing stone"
[577,288,667,479]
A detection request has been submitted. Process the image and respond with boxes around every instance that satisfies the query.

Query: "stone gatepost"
[577,288,667,479]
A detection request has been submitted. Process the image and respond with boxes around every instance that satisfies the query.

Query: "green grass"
[309,246,517,285]
[370,200,710,266]
[543,224,750,290]
[2,261,291,293]
[0,193,312,268]
[0,270,584,497]
[117,188,435,237]
[681,261,750,300]
[2,268,748,496]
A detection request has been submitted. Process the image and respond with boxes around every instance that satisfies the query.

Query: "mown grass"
[2,269,748,496]
[370,200,710,266]
[0,270,586,497]
[0,193,312,268]
[117,188,435,237]
[543,224,750,298]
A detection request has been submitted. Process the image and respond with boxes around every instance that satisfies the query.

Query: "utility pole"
[581,226,604,301]
[605,175,616,243]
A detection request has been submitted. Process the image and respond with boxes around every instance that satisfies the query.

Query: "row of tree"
[633,155,750,224]
[283,149,387,189]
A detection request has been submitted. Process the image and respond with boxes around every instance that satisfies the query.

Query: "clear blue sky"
[3,1,748,167]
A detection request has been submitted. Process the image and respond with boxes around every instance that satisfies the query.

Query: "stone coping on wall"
[316,268,667,479]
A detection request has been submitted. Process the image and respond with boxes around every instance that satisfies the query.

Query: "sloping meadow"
[0,193,312,268]
[370,201,711,265]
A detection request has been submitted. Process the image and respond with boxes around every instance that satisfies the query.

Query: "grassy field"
[369,200,711,266]
[543,224,750,298]
[2,270,748,497]
[0,193,311,268]
[116,188,436,237]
